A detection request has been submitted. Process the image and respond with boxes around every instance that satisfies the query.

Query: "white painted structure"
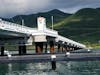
[0,17,86,49]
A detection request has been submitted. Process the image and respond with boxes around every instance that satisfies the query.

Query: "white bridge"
[0,17,86,55]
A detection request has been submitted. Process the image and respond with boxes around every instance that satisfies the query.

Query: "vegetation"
[54,8,100,48]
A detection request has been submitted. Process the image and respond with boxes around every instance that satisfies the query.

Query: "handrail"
[0,20,36,30]
[0,20,38,34]
[45,28,58,35]
[57,35,86,48]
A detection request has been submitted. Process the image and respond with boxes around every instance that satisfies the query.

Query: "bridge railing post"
[1,46,4,56]
[50,41,55,53]
[51,55,56,70]
[45,43,48,53]
[58,44,60,52]
[18,41,27,55]
[35,42,43,53]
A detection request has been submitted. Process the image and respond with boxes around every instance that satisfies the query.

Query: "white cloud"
[50,0,100,13]
[0,0,100,18]
[0,0,51,17]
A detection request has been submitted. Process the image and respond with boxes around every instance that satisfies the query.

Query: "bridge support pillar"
[1,46,4,56]
[74,47,81,50]
[69,47,72,51]
[19,45,26,55]
[61,46,63,52]
[63,45,67,52]
[66,47,70,52]
[58,44,64,52]
[35,42,43,53]
[45,43,48,53]
[73,47,75,50]
[50,41,55,53]
[19,45,22,55]
[58,44,60,52]
[22,45,26,54]
[72,47,75,51]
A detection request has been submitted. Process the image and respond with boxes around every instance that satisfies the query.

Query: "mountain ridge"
[54,8,100,47]
[6,9,71,27]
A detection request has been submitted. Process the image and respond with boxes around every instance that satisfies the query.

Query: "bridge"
[0,17,86,56]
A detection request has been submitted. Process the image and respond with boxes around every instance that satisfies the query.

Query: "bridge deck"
[0,52,100,63]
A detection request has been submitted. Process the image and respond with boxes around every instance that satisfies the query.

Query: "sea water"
[0,49,100,75]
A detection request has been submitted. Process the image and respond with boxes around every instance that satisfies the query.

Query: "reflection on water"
[0,61,100,75]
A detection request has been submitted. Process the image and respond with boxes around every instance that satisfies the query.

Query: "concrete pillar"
[35,42,43,53]
[63,45,67,52]
[72,47,74,51]
[58,44,64,52]
[51,61,56,70]
[58,44,60,52]
[45,43,48,53]
[1,46,4,56]
[19,42,27,55]
[22,45,26,54]
[50,41,55,53]
[51,55,56,70]
[19,45,22,55]
[75,47,81,50]
[66,46,70,52]
[62,46,64,52]
[69,47,73,51]
[59,45,64,53]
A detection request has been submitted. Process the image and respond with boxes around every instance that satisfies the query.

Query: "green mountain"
[54,8,100,47]
[7,9,71,28]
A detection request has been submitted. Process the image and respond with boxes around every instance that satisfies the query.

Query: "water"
[0,61,100,75]
[0,49,100,75]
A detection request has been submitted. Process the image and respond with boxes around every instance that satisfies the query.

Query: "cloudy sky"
[0,0,100,18]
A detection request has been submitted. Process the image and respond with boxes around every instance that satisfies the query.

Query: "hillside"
[54,8,100,47]
[5,9,71,28]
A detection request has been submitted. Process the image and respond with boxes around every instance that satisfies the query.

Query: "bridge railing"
[57,35,86,48]
[0,19,59,36]
[0,20,39,34]
[45,28,58,35]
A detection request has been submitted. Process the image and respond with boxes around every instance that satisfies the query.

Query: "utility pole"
[51,16,54,30]
[21,19,24,32]
[22,19,24,26]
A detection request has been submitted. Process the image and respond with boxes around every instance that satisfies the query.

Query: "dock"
[0,52,100,63]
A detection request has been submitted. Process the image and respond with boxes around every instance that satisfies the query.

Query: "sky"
[0,0,100,18]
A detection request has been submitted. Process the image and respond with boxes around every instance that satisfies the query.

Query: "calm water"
[0,49,100,75]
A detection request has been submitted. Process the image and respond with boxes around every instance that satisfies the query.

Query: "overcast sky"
[0,0,100,18]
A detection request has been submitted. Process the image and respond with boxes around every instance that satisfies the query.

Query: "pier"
[0,52,100,63]
[0,17,86,55]
[0,17,94,69]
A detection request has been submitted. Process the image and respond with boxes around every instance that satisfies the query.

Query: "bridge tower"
[35,17,55,53]
[34,17,47,53]
[37,17,46,31]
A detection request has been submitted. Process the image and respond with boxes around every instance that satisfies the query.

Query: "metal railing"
[0,20,38,34]
[45,28,58,35]
[57,35,86,48]
[0,20,58,35]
